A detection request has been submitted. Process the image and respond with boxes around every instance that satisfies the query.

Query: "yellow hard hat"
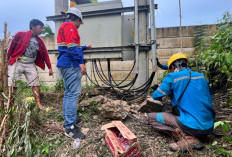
[168,52,188,72]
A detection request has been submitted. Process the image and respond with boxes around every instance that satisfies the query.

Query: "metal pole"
[134,0,139,74]
[146,5,150,50]
[179,0,183,52]
[3,22,8,95]
[149,0,157,72]
[134,0,149,88]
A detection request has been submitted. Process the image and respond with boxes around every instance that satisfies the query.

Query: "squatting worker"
[146,52,215,151]
[57,7,91,140]
[7,19,53,110]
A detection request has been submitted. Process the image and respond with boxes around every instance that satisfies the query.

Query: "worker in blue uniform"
[146,52,215,152]
[150,58,168,90]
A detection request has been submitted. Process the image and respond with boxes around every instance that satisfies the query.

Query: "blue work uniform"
[152,68,215,131]
[161,64,168,70]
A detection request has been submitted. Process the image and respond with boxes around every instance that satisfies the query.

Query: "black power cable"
[93,59,137,91]
[86,59,156,101]
[97,59,137,89]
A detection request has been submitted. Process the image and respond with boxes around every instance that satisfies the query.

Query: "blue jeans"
[58,66,82,129]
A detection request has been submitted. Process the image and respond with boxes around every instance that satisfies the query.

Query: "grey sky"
[0,0,231,38]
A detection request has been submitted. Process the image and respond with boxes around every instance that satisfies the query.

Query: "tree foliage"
[42,25,54,36]
[194,12,232,102]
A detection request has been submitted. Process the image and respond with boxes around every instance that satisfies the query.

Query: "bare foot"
[37,104,47,111]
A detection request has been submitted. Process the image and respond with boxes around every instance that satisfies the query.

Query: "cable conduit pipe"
[134,0,139,74]
[150,0,157,72]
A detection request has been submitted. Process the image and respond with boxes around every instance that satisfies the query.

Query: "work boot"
[169,135,203,152]
[172,128,185,141]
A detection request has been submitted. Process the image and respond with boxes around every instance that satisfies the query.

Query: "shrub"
[194,12,232,102]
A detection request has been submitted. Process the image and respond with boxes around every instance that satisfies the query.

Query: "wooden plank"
[3,22,9,95]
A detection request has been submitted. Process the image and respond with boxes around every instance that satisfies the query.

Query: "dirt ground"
[38,89,232,157]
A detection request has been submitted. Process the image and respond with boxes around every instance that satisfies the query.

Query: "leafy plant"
[42,25,54,36]
[54,79,65,92]
[41,140,61,154]
[194,11,232,102]
[194,25,209,50]
[206,121,232,156]
[5,101,39,156]
[77,100,101,122]
[1,81,57,156]
[214,121,232,143]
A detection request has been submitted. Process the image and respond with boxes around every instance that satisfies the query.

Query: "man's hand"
[151,84,159,91]
[156,58,162,68]
[80,64,86,76]
[146,96,163,106]
[86,44,92,49]
[49,69,54,77]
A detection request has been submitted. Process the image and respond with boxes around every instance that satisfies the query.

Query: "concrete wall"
[38,24,217,86]
[152,24,217,83]
[37,36,58,86]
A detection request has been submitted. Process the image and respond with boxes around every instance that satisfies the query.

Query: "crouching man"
[146,52,215,151]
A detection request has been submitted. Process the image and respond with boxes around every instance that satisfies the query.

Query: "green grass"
[78,100,101,122]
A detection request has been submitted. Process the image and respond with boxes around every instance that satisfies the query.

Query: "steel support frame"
[46,5,157,21]
[48,45,150,59]
[134,0,149,88]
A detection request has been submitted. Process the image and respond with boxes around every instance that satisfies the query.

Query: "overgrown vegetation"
[206,121,232,156]
[1,81,54,156]
[54,79,65,92]
[191,12,232,156]
[42,25,54,36]
[193,12,232,103]
[78,100,102,122]
[194,25,209,49]
[0,80,101,156]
